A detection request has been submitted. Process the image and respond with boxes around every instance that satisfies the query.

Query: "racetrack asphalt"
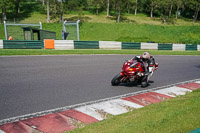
[0,55,200,120]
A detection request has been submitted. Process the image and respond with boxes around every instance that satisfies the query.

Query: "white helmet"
[142,52,150,60]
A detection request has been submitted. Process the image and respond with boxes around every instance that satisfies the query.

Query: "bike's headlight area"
[129,68,136,72]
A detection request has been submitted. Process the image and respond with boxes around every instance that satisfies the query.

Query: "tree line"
[0,0,200,23]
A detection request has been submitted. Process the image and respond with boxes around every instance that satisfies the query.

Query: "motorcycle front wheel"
[111,73,123,86]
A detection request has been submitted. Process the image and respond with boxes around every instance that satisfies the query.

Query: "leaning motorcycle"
[111,58,158,87]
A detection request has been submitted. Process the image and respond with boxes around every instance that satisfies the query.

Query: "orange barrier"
[44,39,54,49]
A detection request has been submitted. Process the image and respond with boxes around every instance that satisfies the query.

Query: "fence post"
[4,21,7,40]
[39,22,42,29]
[63,20,66,32]
[76,20,80,41]
[62,20,80,40]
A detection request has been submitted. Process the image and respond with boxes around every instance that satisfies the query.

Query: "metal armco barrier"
[172,44,185,51]
[186,44,197,51]
[0,40,3,49]
[141,43,158,50]
[1,40,200,51]
[54,40,74,50]
[3,40,44,49]
[74,41,99,49]
[158,43,173,50]
[122,42,141,49]
[99,41,121,49]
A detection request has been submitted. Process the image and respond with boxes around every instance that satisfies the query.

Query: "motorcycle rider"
[133,52,155,87]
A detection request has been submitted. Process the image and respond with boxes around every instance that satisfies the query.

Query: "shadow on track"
[195,65,200,69]
[117,81,154,88]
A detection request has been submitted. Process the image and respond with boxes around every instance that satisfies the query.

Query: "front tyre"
[111,73,123,86]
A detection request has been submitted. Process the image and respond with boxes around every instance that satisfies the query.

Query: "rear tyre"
[111,73,123,86]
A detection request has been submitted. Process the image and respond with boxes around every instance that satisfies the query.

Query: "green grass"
[1,12,200,44]
[0,49,200,56]
[0,24,4,39]
[1,22,200,44]
[80,23,200,44]
[6,11,200,26]
[68,90,200,133]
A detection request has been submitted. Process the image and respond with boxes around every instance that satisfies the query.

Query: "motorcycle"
[111,58,158,87]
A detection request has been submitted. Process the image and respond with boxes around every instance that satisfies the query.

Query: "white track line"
[195,81,200,84]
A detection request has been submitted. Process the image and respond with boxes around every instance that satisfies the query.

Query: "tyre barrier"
[0,40,200,51]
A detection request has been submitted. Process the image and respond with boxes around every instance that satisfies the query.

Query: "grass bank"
[1,23,200,44]
[1,13,200,44]
[80,23,200,44]
[0,49,200,56]
[69,90,200,133]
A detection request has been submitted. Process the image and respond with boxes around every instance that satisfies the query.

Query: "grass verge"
[68,89,200,133]
[0,49,200,56]
[1,21,200,44]
[80,23,200,44]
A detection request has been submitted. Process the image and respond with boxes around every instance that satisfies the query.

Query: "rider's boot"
[141,75,148,87]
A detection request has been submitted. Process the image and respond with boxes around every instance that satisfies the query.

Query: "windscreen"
[130,60,138,68]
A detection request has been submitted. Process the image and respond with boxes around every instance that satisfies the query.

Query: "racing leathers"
[133,55,155,85]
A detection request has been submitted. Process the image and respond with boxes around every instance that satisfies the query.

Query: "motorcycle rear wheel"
[111,73,123,86]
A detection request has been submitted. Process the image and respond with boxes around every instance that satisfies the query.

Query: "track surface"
[0,55,200,120]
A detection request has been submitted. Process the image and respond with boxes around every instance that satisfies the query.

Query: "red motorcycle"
[111,58,158,87]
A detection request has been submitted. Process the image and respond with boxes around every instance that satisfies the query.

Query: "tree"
[88,0,104,15]
[174,0,183,19]
[127,0,138,16]
[0,0,13,22]
[42,0,45,6]
[46,0,50,22]
[167,0,174,17]
[60,0,64,22]
[149,0,160,18]
[193,0,200,21]
[14,0,21,14]
[52,0,57,18]
[126,0,131,14]
[114,0,126,23]
[49,0,65,22]
[183,0,200,21]
[134,0,138,16]
[65,0,86,12]
[159,0,174,17]
[106,0,110,17]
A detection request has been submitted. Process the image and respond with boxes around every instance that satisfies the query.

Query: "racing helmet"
[141,52,151,60]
